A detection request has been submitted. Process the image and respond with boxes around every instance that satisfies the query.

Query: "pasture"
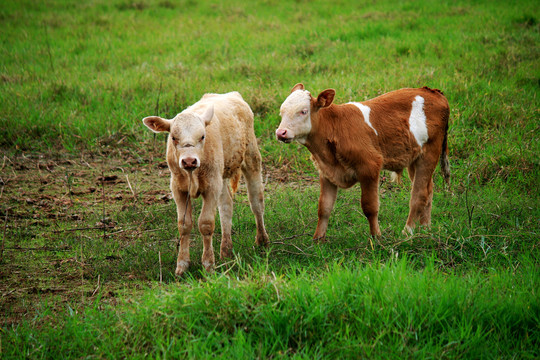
[1,0,539,358]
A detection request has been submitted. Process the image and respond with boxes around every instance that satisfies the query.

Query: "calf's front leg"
[199,190,219,272]
[313,176,338,241]
[172,187,192,277]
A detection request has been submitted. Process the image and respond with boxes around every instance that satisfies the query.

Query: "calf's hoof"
[313,235,328,243]
[175,260,190,277]
[202,260,215,273]
[402,225,414,236]
[255,231,270,247]
[220,242,233,259]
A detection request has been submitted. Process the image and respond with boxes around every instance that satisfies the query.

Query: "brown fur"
[282,84,449,238]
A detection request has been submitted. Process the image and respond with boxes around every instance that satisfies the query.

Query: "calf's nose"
[276,128,288,141]
[181,157,198,170]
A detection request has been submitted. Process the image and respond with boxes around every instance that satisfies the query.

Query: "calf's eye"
[200,135,205,141]
[300,109,308,115]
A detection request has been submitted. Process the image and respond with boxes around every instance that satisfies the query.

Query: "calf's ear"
[316,89,335,108]
[291,83,305,92]
[142,116,171,133]
[200,105,214,126]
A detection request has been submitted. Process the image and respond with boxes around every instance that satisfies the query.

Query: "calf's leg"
[420,178,434,226]
[408,164,416,184]
[172,186,192,276]
[199,190,219,272]
[404,159,437,234]
[241,147,269,246]
[218,182,234,259]
[313,176,338,241]
[359,176,382,237]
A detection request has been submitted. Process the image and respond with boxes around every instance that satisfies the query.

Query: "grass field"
[1,0,539,358]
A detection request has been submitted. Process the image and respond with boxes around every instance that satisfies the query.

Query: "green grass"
[1,0,539,358]
[4,259,539,358]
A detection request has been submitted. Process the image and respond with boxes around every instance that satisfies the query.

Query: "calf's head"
[276,83,335,144]
[142,106,214,171]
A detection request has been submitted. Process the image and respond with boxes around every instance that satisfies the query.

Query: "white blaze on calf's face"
[276,90,312,144]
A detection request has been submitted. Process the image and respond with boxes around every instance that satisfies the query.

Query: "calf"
[276,83,449,238]
[143,92,269,276]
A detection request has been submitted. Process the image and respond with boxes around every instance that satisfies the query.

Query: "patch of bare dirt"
[0,152,175,326]
[0,151,309,326]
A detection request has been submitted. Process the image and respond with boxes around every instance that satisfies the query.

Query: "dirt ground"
[0,150,314,326]
[0,152,160,324]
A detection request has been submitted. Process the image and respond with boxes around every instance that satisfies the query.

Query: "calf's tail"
[230,169,242,195]
[440,121,450,186]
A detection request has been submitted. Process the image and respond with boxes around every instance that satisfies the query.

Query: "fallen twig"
[271,240,310,255]
[159,251,163,284]
[1,210,7,262]
[116,167,137,201]
[271,233,309,242]
[53,226,113,233]
[271,271,281,302]
[271,240,320,258]
[125,174,136,200]
[273,248,319,257]
[2,289,17,297]
[91,275,101,297]
[4,246,71,252]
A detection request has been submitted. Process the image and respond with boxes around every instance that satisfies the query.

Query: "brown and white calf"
[276,83,449,238]
[143,92,269,276]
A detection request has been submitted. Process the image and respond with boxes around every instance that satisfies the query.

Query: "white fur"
[277,90,312,143]
[173,111,209,170]
[409,96,428,147]
[349,102,378,135]
[198,105,214,126]
[176,260,189,269]
[403,225,414,235]
[280,89,311,113]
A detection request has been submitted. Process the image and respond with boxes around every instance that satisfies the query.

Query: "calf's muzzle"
[181,157,199,170]
[276,128,292,143]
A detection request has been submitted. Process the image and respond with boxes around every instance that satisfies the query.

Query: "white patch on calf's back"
[409,96,428,146]
[349,103,378,135]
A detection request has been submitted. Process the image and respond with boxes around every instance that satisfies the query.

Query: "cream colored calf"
[143,92,269,276]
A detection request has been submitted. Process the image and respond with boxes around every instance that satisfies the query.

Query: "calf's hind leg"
[420,178,434,226]
[218,181,234,259]
[404,160,436,234]
[359,176,382,237]
[241,143,269,246]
